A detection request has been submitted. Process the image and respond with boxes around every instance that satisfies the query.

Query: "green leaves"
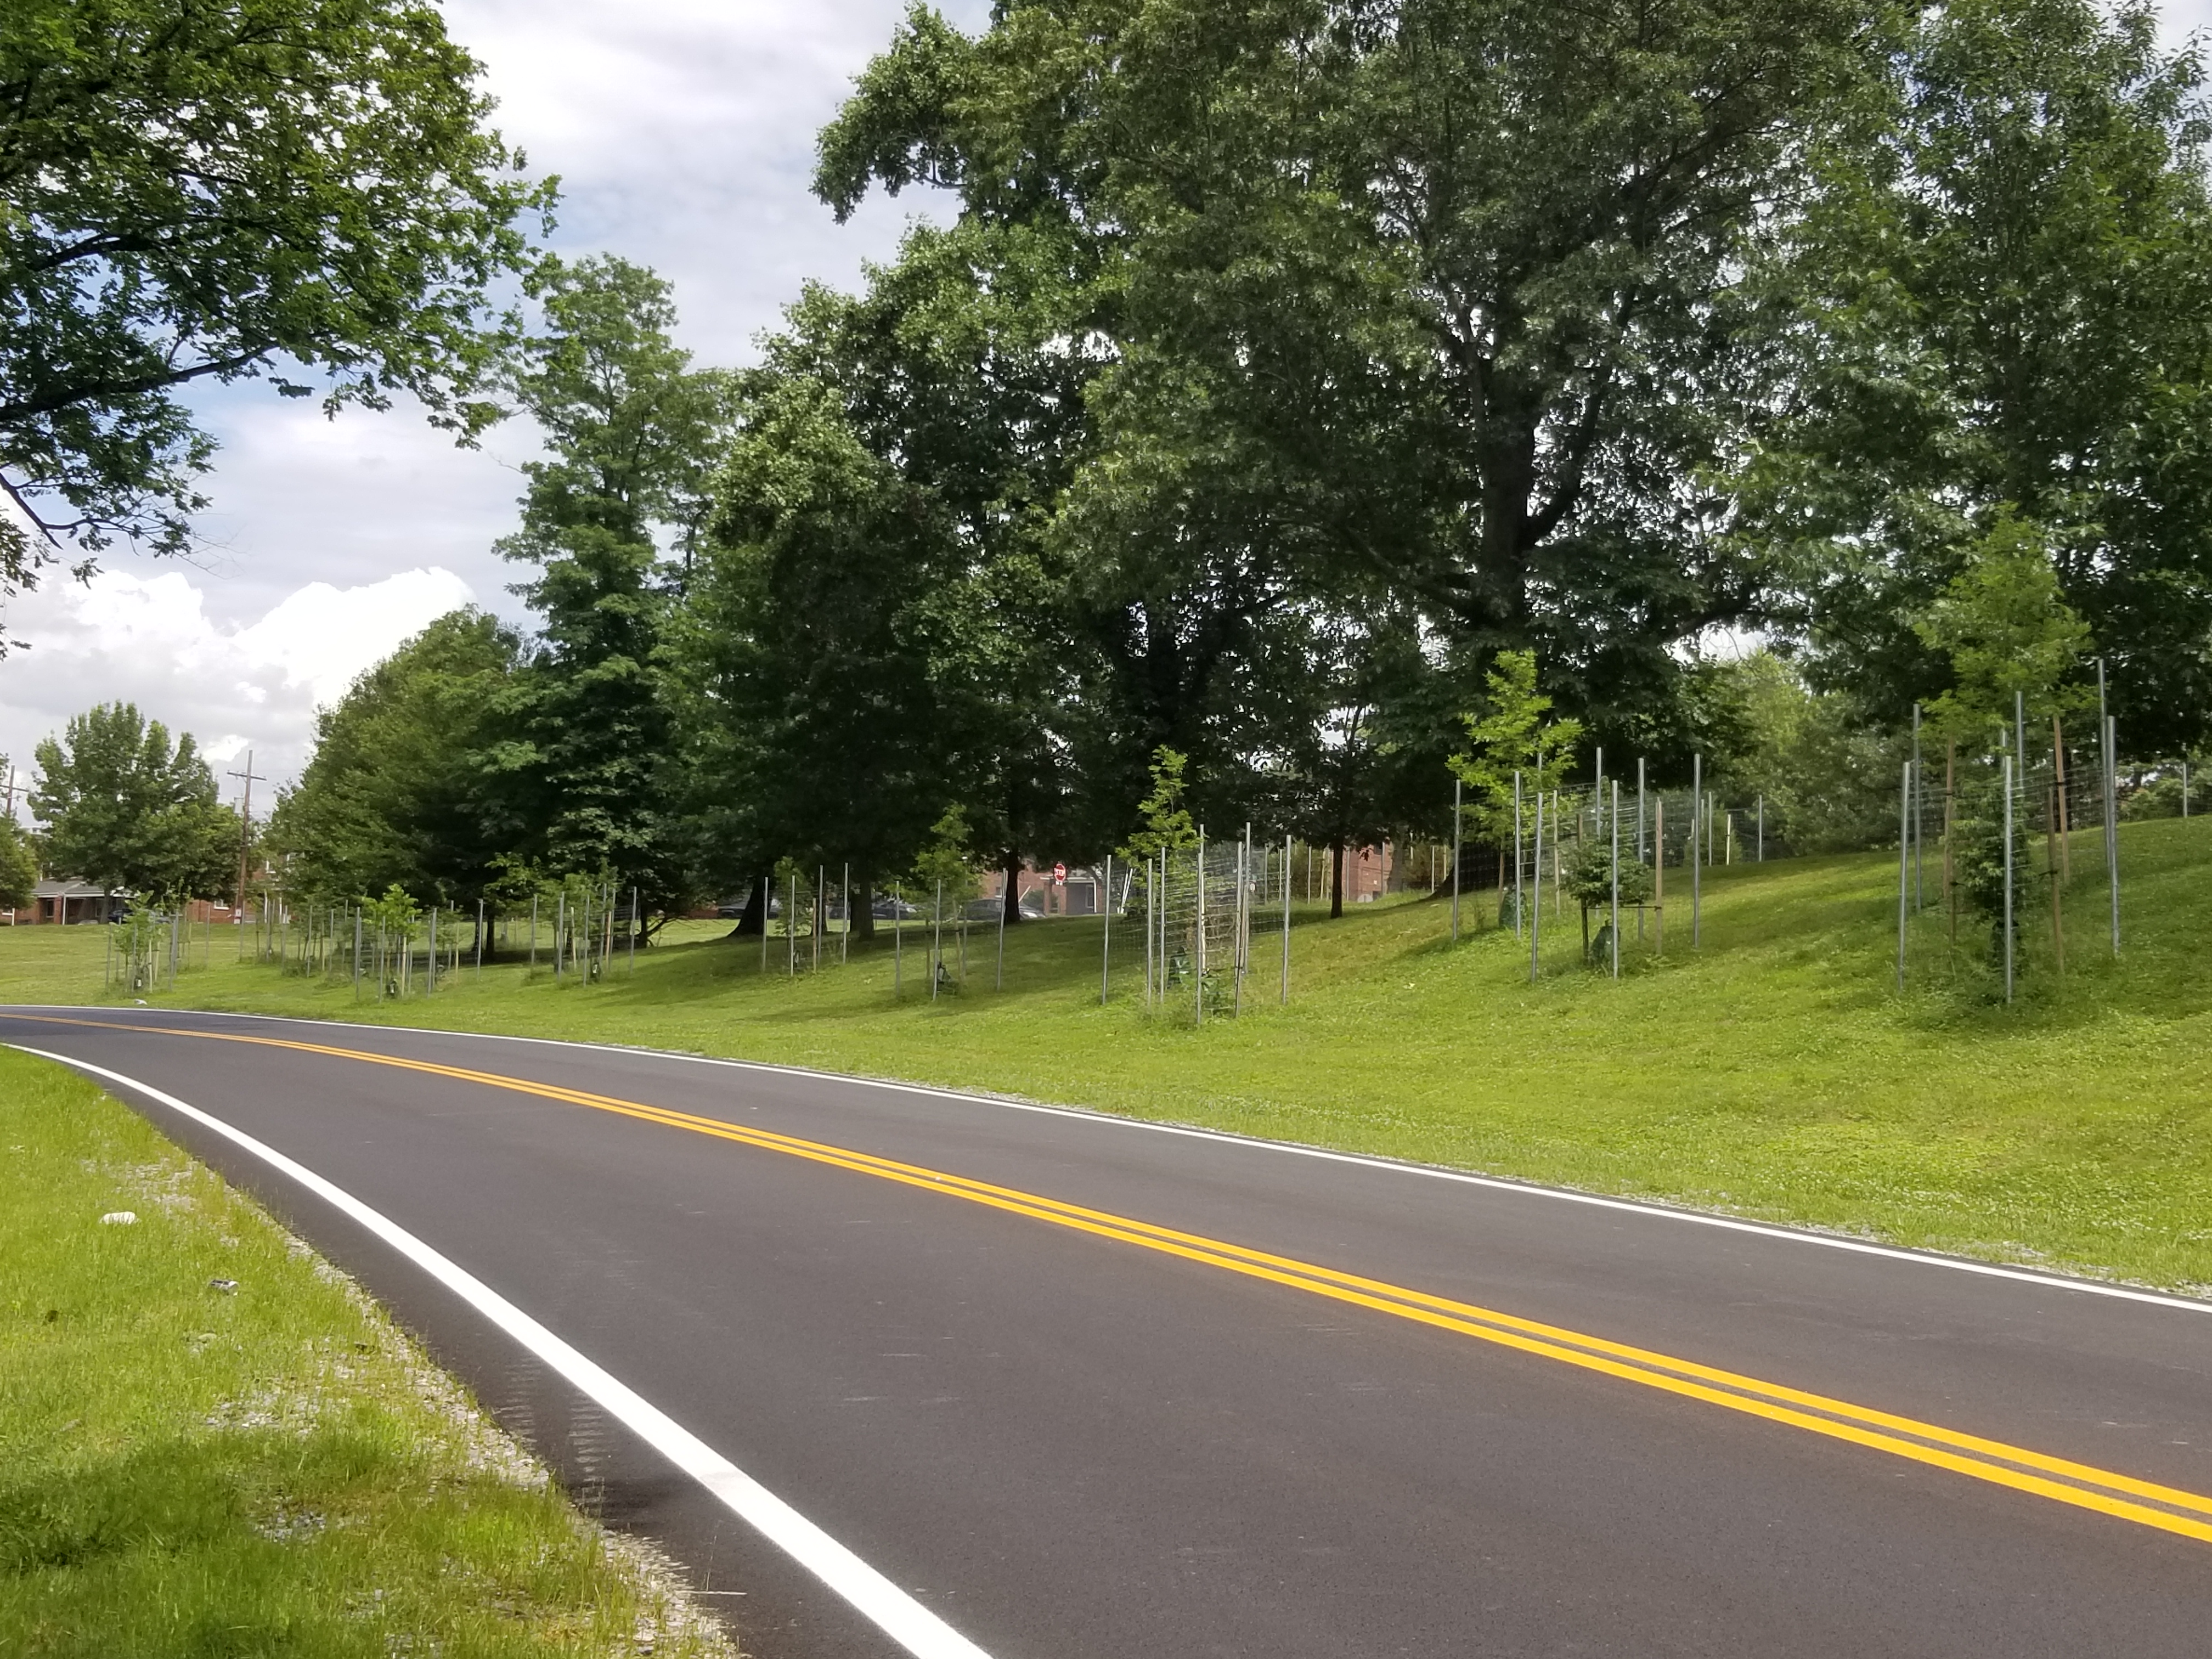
[29,703,238,902]
[0,817,37,912]
[1449,650,1584,838]
[814,4,981,221]
[266,610,520,905]
[1759,0,2212,743]
[1119,748,1197,859]
[1913,512,2095,740]
[907,806,981,916]
[489,257,726,911]
[0,0,554,596]
[684,216,1103,892]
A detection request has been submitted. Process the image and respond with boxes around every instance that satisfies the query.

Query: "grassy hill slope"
[9,816,2212,1291]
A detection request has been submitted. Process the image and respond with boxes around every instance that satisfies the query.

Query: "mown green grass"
[0,1047,732,1658]
[12,816,2212,1291]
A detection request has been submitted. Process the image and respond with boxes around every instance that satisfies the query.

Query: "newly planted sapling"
[1566,839,1655,963]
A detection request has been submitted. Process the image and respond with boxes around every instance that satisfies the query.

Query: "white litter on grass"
[99,1210,137,1225]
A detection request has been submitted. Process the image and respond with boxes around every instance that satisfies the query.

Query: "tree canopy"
[485,255,730,913]
[268,608,521,904]
[30,703,238,900]
[0,0,552,600]
[245,0,2212,916]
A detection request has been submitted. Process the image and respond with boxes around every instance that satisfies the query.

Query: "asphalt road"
[13,1005,2212,1657]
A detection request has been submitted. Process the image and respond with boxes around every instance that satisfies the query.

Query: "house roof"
[33,878,108,900]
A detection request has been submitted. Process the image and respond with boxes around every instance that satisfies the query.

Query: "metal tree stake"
[1897,761,1910,993]
[1610,779,1621,979]
[1691,753,1703,947]
[1529,786,1544,981]
[2003,752,2016,1004]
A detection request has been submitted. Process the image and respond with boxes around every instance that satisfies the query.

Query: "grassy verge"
[0,1047,733,1658]
[12,816,2212,1293]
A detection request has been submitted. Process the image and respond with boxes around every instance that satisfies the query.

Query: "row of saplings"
[1539,799,2026,972]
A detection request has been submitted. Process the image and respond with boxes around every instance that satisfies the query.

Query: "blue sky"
[0,0,2201,800]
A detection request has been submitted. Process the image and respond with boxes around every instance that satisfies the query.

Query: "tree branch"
[0,345,274,427]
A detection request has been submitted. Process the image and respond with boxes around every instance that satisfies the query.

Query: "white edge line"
[9,1042,995,1659]
[14,1003,2212,1318]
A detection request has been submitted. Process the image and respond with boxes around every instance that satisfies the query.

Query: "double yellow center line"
[31,1014,2212,1547]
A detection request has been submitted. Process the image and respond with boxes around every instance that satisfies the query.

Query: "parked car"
[961,896,1046,922]
[871,895,921,920]
[712,896,785,918]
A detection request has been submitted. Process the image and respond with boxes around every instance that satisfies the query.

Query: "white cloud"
[0,567,476,809]
[159,0,986,634]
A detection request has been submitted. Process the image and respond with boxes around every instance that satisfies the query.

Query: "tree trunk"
[725,871,772,938]
[850,867,876,941]
[1001,851,1026,923]
[1330,840,1346,919]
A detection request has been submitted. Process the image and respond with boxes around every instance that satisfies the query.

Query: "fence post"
[2003,752,2015,1003]
[842,862,850,965]
[1233,835,1246,1018]
[1146,854,1156,1009]
[2050,760,2066,977]
[894,882,903,995]
[1610,779,1621,979]
[1897,762,1914,988]
[1195,830,1207,1026]
[1100,855,1112,1006]
[1553,792,1564,920]
[933,881,943,1000]
[996,867,1006,991]
[628,887,637,975]
[2105,711,2120,953]
[1691,754,1703,947]
[1281,834,1291,1005]
[1530,786,1544,982]
[1912,702,1924,910]
[1945,741,1957,942]
[1513,772,1524,940]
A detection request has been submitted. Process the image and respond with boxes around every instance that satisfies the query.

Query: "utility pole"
[227,750,266,926]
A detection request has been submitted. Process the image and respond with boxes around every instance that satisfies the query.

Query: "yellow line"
[25,1013,2212,1546]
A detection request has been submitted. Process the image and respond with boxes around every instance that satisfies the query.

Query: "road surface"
[10,1005,2212,1657]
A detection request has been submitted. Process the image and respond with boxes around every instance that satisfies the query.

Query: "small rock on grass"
[99,1210,138,1225]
